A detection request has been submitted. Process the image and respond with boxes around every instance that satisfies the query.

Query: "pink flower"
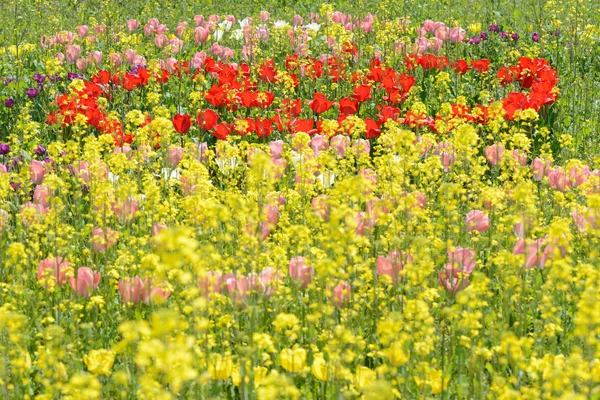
[0,209,9,232]
[289,256,314,289]
[224,274,257,303]
[152,223,167,237]
[30,160,46,184]
[260,11,270,23]
[65,44,81,63]
[76,58,88,71]
[69,267,101,297]
[568,165,591,188]
[355,211,375,235]
[109,53,122,68]
[118,277,147,304]
[438,265,469,294]
[126,19,140,31]
[112,198,139,223]
[194,15,205,26]
[376,250,412,284]
[155,34,168,48]
[77,25,89,38]
[310,134,328,155]
[33,185,52,209]
[259,267,280,297]
[548,168,569,191]
[312,195,330,221]
[513,238,545,269]
[330,135,350,157]
[571,210,595,233]
[21,202,48,226]
[38,257,71,287]
[269,140,284,159]
[485,144,505,166]
[191,51,207,69]
[329,280,351,307]
[194,27,210,45]
[466,210,490,233]
[166,146,184,167]
[91,227,118,253]
[198,271,223,296]
[448,27,466,43]
[124,49,137,64]
[531,157,549,180]
[447,247,476,274]
[511,149,528,166]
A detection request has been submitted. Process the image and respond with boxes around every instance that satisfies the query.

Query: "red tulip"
[196,109,219,131]
[172,113,191,134]
[308,93,334,114]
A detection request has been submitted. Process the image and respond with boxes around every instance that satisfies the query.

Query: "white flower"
[218,20,233,31]
[304,23,320,32]
[316,171,336,188]
[232,29,244,41]
[161,167,180,180]
[273,20,290,29]
[108,171,120,184]
[239,18,251,29]
[215,157,239,174]
[213,30,224,41]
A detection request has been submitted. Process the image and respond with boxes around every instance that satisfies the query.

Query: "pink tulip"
[76,58,88,71]
[77,25,89,38]
[438,265,469,294]
[259,267,279,297]
[30,160,46,184]
[447,247,476,274]
[376,250,412,284]
[21,202,48,226]
[33,185,52,209]
[166,146,184,167]
[145,284,171,304]
[531,158,550,180]
[194,27,210,45]
[194,15,205,26]
[511,149,528,166]
[69,267,101,297]
[513,238,545,269]
[485,144,505,166]
[176,21,189,37]
[466,210,490,233]
[355,211,375,235]
[329,280,351,307]
[143,24,154,36]
[198,271,223,296]
[154,34,168,48]
[152,223,167,236]
[269,140,284,159]
[156,24,168,34]
[118,277,147,304]
[310,135,329,155]
[448,27,466,43]
[312,195,330,221]
[109,52,122,68]
[289,256,314,289]
[65,44,81,63]
[124,49,137,64]
[568,165,591,188]
[38,257,71,287]
[259,11,270,23]
[91,227,118,253]
[112,198,139,223]
[191,51,207,69]
[548,168,569,191]
[126,19,140,31]
[89,51,102,65]
[330,135,350,157]
[0,164,7,174]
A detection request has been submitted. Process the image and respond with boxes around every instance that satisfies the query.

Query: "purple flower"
[3,78,13,86]
[34,145,46,156]
[500,31,509,39]
[67,72,82,81]
[37,83,45,92]
[480,32,488,40]
[469,36,481,45]
[10,182,20,192]
[488,24,500,32]
[26,88,38,99]
[532,32,540,42]
[49,74,61,82]
[33,73,46,83]
[0,143,9,155]
[4,98,14,108]
[511,33,519,41]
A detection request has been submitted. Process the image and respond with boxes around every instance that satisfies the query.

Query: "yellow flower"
[279,348,306,373]
[311,353,328,381]
[355,366,376,389]
[208,353,233,380]
[83,349,115,376]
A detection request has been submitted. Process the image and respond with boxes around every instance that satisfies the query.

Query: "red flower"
[471,59,491,73]
[196,109,218,131]
[308,93,334,114]
[339,97,359,115]
[255,118,274,138]
[172,113,192,134]
[453,60,470,74]
[364,118,381,139]
[290,118,315,134]
[205,84,226,107]
[351,85,371,102]
[213,122,231,140]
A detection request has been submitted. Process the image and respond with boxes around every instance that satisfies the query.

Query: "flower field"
[0,0,600,398]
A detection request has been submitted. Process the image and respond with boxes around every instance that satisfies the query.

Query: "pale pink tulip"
[329,280,351,307]
[69,267,101,297]
[38,257,71,287]
[289,256,314,289]
[91,227,118,253]
[30,160,46,184]
[466,210,490,233]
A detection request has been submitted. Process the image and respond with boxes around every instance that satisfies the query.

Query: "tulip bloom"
[329,280,351,307]
[438,265,469,294]
[308,93,334,114]
[70,267,101,297]
[447,247,476,274]
[172,113,192,134]
[30,160,46,184]
[38,257,71,287]
[485,144,504,166]
[465,210,490,233]
[376,250,412,284]
[289,256,314,289]
[91,227,119,253]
